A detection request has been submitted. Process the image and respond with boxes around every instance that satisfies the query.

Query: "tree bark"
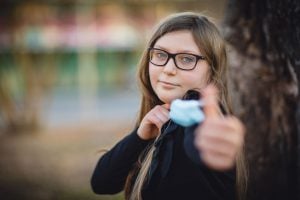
[223,0,300,199]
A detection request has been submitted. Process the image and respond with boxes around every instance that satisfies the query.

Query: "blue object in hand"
[170,99,205,127]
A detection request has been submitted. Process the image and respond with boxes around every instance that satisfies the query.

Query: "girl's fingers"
[159,105,170,118]
[200,150,235,170]
[195,116,245,170]
[148,105,170,127]
[196,127,238,170]
[199,119,244,148]
[196,135,237,158]
[137,104,170,140]
[162,103,170,110]
[153,112,168,126]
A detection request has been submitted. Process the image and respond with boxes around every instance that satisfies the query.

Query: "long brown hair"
[125,12,247,200]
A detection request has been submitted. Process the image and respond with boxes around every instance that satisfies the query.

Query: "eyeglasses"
[148,47,205,71]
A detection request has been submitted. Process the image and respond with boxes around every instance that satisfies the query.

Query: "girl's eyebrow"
[153,45,201,55]
[152,45,169,52]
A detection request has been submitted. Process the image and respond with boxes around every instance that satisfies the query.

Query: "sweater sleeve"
[183,124,236,199]
[183,124,203,165]
[91,129,151,194]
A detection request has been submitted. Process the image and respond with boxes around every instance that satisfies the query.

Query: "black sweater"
[91,121,236,200]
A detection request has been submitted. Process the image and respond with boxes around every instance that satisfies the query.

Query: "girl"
[91,12,247,200]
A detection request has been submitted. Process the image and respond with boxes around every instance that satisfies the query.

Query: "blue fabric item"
[170,99,205,127]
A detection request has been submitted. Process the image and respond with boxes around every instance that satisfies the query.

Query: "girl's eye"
[180,55,196,63]
[154,51,168,59]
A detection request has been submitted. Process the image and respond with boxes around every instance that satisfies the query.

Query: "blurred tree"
[223,0,299,199]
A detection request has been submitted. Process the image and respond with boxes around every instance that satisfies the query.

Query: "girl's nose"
[163,58,177,75]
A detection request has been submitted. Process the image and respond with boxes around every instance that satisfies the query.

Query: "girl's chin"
[158,95,182,104]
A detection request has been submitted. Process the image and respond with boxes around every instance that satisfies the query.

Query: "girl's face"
[149,30,210,104]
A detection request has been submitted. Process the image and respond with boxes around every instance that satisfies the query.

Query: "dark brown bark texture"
[222,0,299,199]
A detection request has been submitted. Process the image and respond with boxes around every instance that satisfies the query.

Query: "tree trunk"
[223,0,300,199]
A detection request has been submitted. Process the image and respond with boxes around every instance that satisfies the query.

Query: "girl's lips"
[159,80,180,87]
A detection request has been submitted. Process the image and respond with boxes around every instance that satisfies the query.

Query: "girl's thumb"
[202,84,219,119]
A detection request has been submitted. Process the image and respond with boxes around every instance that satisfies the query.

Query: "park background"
[0,0,227,200]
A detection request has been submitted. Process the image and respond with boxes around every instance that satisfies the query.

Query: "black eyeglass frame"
[148,47,206,71]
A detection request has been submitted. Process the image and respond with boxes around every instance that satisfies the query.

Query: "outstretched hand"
[194,85,245,171]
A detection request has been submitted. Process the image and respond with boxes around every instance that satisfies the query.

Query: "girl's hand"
[194,85,245,171]
[137,104,170,140]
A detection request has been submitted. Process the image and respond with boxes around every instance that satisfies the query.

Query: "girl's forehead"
[154,30,201,54]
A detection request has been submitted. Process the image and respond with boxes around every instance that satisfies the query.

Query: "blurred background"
[0,0,226,199]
